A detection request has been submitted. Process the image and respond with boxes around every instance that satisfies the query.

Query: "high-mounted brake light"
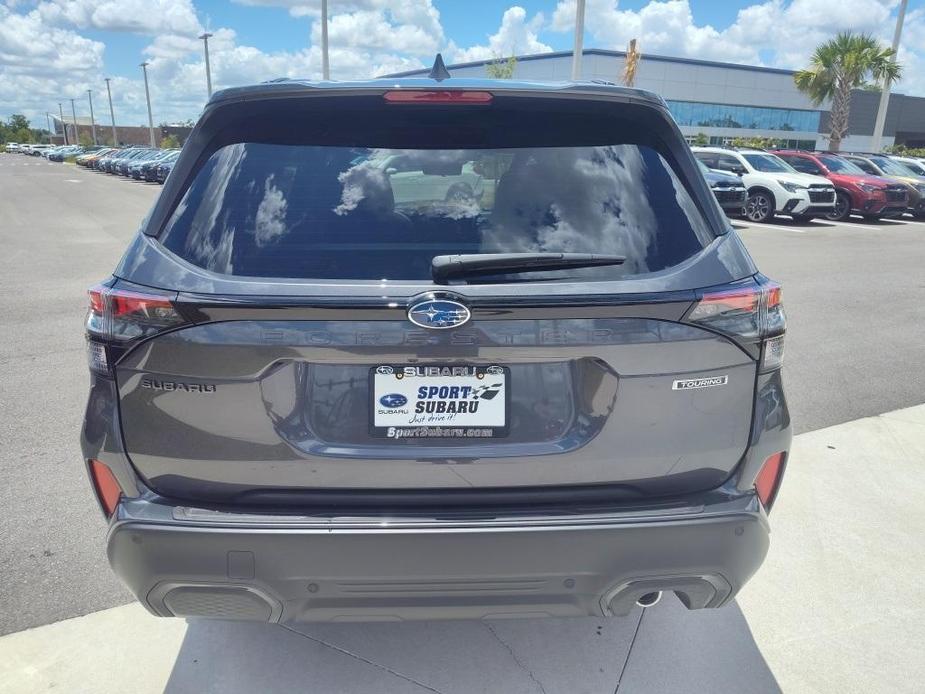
[383,90,493,104]
[755,452,786,510]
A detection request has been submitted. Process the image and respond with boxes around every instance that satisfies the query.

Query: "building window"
[706,136,816,150]
[667,101,821,133]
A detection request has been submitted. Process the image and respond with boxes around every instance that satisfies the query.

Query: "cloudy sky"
[2,0,924,129]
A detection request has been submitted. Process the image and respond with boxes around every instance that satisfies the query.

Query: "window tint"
[742,154,792,173]
[715,154,744,173]
[783,156,821,175]
[817,155,865,174]
[845,158,875,175]
[159,143,713,283]
[870,156,915,177]
[898,159,925,176]
[693,152,718,168]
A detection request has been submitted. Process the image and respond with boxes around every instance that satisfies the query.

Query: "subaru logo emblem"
[407,299,471,330]
[379,393,408,408]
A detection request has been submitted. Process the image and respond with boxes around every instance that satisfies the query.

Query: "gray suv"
[81,68,791,624]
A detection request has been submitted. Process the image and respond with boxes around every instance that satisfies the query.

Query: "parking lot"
[1,159,924,693]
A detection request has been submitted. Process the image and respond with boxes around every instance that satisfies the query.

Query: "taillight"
[89,459,123,518]
[685,278,785,371]
[755,452,786,510]
[383,90,493,104]
[86,281,185,374]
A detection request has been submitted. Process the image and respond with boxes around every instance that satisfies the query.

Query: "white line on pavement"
[814,219,885,230]
[737,219,889,232]
[734,222,806,233]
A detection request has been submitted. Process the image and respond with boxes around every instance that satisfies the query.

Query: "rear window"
[869,156,916,177]
[817,155,865,174]
[159,142,713,283]
[742,153,792,173]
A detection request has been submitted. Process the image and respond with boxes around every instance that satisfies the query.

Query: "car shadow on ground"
[162,596,780,694]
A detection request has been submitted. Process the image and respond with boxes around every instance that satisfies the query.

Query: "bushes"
[729,136,787,149]
[884,144,925,157]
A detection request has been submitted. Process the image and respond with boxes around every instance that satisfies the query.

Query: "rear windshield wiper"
[431,253,626,284]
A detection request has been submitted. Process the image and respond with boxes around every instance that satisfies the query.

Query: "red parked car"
[773,150,907,221]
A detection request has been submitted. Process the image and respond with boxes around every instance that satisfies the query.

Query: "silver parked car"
[81,66,791,624]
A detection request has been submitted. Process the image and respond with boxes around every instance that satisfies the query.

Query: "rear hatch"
[98,83,775,506]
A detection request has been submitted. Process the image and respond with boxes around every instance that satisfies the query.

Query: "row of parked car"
[76,147,180,183]
[694,146,925,223]
[3,142,181,183]
[5,142,56,156]
[4,142,95,161]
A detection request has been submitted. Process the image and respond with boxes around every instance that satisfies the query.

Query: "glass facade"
[700,135,816,150]
[667,100,821,133]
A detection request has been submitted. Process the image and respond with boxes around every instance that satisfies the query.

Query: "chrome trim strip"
[170,504,716,529]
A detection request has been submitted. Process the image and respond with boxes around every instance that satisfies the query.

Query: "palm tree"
[794,33,901,151]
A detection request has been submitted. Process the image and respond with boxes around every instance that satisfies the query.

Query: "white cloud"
[314,8,442,55]
[550,0,901,68]
[4,0,925,131]
[0,5,106,126]
[449,6,551,63]
[37,0,202,36]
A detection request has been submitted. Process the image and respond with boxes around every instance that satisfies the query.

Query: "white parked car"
[371,153,485,206]
[692,147,836,223]
[888,155,925,177]
[4,142,19,153]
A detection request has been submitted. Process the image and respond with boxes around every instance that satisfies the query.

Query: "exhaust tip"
[636,591,662,608]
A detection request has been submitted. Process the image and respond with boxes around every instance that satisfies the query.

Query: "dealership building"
[47,114,192,148]
[391,49,925,152]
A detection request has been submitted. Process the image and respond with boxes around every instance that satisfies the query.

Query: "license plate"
[370,364,509,439]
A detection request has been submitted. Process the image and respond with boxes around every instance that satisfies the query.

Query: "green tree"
[794,32,901,152]
[160,134,180,149]
[12,127,33,144]
[8,114,30,132]
[693,132,709,146]
[79,132,94,147]
[0,115,34,144]
[486,54,517,79]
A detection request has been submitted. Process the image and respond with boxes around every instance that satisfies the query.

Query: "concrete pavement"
[3,404,923,694]
[3,161,925,636]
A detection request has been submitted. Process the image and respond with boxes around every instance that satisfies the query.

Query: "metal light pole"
[871,0,908,152]
[570,0,586,81]
[140,62,156,148]
[321,0,330,80]
[45,113,52,142]
[70,98,79,145]
[59,103,68,145]
[87,89,98,145]
[104,78,118,146]
[199,33,213,97]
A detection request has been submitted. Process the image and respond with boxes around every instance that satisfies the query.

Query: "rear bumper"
[108,493,770,623]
